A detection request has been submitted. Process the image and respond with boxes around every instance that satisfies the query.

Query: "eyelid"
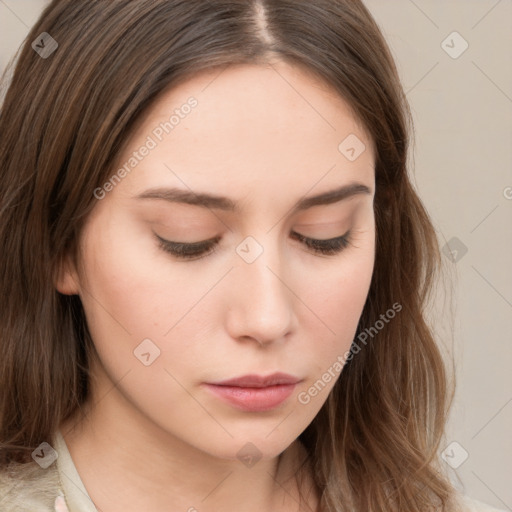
[154,233,220,259]
[290,230,352,254]
[154,232,219,246]
[154,229,353,261]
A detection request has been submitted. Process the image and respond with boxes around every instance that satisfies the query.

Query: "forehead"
[111,62,375,206]
[139,61,371,147]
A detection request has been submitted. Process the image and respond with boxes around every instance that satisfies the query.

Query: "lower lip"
[203,383,297,412]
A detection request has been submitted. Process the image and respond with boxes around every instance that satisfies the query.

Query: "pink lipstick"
[203,373,301,412]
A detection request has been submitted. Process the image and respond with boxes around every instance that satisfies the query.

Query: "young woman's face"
[58,61,376,461]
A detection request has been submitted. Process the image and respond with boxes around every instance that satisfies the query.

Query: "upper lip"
[208,372,301,388]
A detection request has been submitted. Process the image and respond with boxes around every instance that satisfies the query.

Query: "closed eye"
[155,230,352,261]
[290,230,351,255]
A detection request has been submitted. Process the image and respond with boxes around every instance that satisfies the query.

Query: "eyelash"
[155,230,352,261]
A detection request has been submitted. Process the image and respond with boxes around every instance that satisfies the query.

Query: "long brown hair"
[0,1,458,510]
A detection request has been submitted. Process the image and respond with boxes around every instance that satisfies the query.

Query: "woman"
[0,1,504,511]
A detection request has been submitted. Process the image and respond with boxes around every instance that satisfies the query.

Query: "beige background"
[1,0,511,509]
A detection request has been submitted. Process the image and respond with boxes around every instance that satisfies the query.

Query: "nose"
[225,244,295,347]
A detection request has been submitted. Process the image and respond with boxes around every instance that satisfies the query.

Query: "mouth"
[203,373,302,412]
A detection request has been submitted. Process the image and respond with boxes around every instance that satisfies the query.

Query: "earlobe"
[54,253,80,296]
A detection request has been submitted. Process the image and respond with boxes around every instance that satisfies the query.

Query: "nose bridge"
[228,233,294,343]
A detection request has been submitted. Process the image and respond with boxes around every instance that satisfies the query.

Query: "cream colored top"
[0,429,507,511]
[53,428,97,512]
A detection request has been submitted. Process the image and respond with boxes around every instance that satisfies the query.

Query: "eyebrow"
[134,182,372,214]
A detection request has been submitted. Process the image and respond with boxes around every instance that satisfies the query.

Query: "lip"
[210,372,301,388]
[203,373,301,412]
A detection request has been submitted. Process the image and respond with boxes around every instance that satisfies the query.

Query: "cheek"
[299,231,375,365]
[76,217,208,365]
[323,254,374,329]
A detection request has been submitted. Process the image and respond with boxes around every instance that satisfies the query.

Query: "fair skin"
[56,60,376,512]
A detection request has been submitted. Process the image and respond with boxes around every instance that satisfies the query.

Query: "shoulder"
[0,459,62,511]
[457,494,507,512]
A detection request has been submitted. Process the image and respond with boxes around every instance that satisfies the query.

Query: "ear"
[54,252,81,295]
